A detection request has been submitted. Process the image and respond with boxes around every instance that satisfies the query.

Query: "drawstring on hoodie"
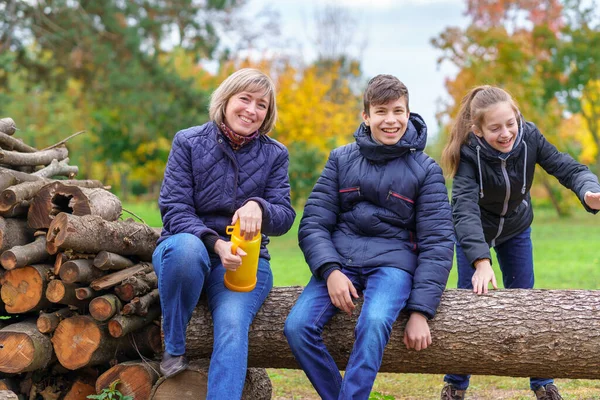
[521,141,528,194]
[476,145,484,198]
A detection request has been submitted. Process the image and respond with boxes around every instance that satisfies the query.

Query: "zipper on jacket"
[491,159,511,247]
[387,190,414,203]
[339,186,360,195]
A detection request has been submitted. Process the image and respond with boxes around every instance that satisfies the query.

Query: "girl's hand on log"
[214,239,246,271]
[232,201,262,240]
[584,191,600,210]
[403,312,431,351]
[326,270,359,316]
[472,259,497,295]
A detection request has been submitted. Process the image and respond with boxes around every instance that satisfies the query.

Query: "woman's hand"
[214,239,247,271]
[326,270,359,316]
[472,258,497,295]
[232,201,262,240]
[584,191,600,210]
[403,312,431,351]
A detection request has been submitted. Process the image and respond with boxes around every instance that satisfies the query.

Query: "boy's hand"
[326,270,359,316]
[584,191,600,210]
[232,201,262,240]
[403,312,431,351]
[472,258,497,295]
[214,239,246,271]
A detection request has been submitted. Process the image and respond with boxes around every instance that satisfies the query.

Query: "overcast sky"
[243,0,469,138]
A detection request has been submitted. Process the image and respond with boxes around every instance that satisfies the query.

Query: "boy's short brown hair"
[363,74,410,115]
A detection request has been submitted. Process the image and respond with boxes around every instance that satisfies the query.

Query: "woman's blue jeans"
[284,266,413,400]
[444,227,553,391]
[153,233,273,399]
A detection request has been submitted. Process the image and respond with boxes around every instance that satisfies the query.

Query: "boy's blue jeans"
[284,266,413,400]
[153,233,273,400]
[444,227,553,391]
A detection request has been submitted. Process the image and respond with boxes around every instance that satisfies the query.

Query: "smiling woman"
[152,68,295,398]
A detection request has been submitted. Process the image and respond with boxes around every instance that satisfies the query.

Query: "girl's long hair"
[441,85,520,177]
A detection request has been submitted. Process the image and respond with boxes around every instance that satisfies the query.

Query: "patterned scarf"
[219,122,260,151]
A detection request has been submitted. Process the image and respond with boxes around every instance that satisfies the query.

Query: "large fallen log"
[186,287,600,379]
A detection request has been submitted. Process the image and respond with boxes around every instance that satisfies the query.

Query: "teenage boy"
[284,74,454,400]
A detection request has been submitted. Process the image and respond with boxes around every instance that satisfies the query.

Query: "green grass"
[128,202,600,399]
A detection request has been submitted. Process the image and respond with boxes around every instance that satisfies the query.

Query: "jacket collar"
[355,113,428,162]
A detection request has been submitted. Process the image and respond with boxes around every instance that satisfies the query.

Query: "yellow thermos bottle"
[224,220,261,292]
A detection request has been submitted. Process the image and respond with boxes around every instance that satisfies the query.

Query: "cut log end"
[52,316,101,370]
[0,331,35,373]
[107,320,124,338]
[0,251,16,270]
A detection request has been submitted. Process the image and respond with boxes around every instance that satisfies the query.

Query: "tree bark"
[28,182,121,229]
[0,131,36,153]
[0,168,41,192]
[46,213,159,261]
[0,217,35,253]
[54,252,95,276]
[150,360,271,400]
[0,235,49,270]
[59,259,104,284]
[0,320,53,374]
[0,118,17,136]
[0,179,103,213]
[45,279,89,308]
[122,289,159,316]
[32,158,78,179]
[90,263,153,291]
[0,146,68,167]
[185,287,600,379]
[0,264,54,313]
[108,305,160,338]
[37,308,75,334]
[114,272,157,302]
[95,360,161,399]
[89,294,122,322]
[93,251,135,271]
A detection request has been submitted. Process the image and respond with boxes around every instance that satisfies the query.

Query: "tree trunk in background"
[186,287,600,379]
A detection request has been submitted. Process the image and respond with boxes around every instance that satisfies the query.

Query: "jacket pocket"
[386,190,415,220]
[339,186,361,211]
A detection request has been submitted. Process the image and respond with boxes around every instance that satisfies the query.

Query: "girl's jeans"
[284,266,413,400]
[153,233,273,400]
[444,227,553,391]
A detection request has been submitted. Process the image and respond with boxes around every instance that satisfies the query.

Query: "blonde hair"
[441,85,521,177]
[209,68,277,134]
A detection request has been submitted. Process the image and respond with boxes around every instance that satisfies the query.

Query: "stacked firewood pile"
[0,118,164,398]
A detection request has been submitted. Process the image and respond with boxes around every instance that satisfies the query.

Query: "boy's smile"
[362,98,409,145]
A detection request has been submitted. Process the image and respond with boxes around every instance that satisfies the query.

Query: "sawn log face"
[186,287,600,379]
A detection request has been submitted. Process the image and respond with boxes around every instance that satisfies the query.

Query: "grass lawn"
[129,202,600,399]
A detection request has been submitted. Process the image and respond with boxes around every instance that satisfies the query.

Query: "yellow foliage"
[273,62,362,152]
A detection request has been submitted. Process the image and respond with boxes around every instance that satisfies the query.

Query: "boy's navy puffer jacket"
[452,120,600,266]
[157,121,296,260]
[299,114,454,319]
